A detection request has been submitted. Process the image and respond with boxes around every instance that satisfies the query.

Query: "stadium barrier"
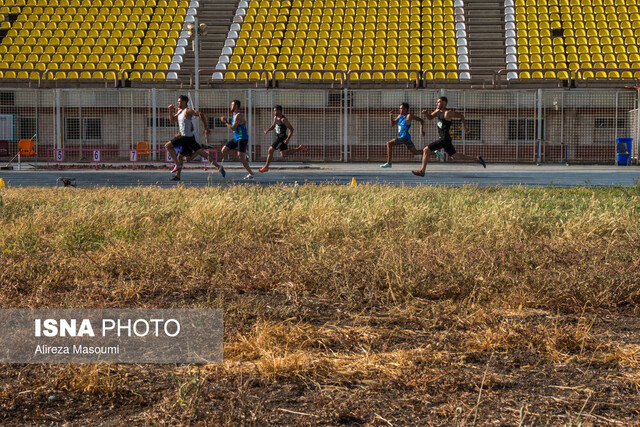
[272,70,346,89]
[0,88,636,166]
[43,69,120,89]
[496,69,572,88]
[0,69,42,88]
[575,68,640,88]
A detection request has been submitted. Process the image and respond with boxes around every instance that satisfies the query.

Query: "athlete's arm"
[264,117,276,134]
[389,110,398,126]
[408,114,425,136]
[446,110,470,133]
[222,113,243,131]
[421,109,437,120]
[196,110,211,135]
[282,117,294,143]
[168,104,178,124]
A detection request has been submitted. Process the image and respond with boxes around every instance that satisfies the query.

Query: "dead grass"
[1,185,640,424]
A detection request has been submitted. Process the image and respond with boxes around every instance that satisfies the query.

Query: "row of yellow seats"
[244,13,455,24]
[518,29,639,38]
[239,30,430,40]
[7,5,186,15]
[8,29,179,41]
[259,0,448,7]
[247,6,446,15]
[234,38,432,48]
[229,62,423,71]
[233,46,431,55]
[0,44,173,55]
[515,0,628,6]
[517,6,636,14]
[238,33,446,43]
[17,14,181,25]
[3,0,185,7]
[516,22,634,31]
[519,52,640,62]
[2,53,174,63]
[235,53,453,63]
[517,45,637,54]
[260,0,453,8]
[222,70,445,81]
[241,23,444,34]
[516,36,640,46]
[2,37,175,49]
[518,12,640,22]
[9,20,181,32]
[516,44,638,55]
[519,5,636,13]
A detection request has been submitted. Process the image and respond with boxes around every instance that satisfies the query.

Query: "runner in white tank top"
[166,95,226,181]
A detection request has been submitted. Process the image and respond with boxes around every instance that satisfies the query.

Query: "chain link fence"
[0,88,636,165]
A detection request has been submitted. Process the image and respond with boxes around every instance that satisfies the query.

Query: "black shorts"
[392,137,415,150]
[225,138,249,153]
[428,136,456,156]
[170,135,201,157]
[271,134,288,151]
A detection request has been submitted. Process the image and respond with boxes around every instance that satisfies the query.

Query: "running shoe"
[170,165,182,173]
[411,170,425,177]
[219,164,226,178]
[478,156,486,168]
[243,174,254,180]
[435,150,444,160]
[170,175,180,181]
[259,166,269,173]
[298,145,309,153]
[380,163,392,168]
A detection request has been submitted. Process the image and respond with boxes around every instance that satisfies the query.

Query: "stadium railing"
[209,68,271,88]
[575,68,640,88]
[43,69,119,89]
[272,69,346,88]
[496,68,571,88]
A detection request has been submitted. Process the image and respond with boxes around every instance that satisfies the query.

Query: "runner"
[380,102,425,168]
[220,99,254,180]
[259,105,308,173]
[412,96,486,177]
[165,95,225,181]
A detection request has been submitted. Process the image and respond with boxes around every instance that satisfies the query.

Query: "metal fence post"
[343,87,348,162]
[152,88,157,159]
[537,88,543,163]
[55,89,62,150]
[247,88,252,163]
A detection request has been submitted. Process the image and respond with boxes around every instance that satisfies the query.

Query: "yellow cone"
[0,178,4,188]
[351,177,357,187]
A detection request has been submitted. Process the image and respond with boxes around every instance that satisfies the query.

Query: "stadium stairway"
[464,0,506,84]
[181,0,240,78]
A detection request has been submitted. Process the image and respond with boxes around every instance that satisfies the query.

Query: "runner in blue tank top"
[380,103,425,168]
[412,96,486,177]
[220,99,255,179]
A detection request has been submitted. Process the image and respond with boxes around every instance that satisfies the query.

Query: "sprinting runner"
[220,99,254,180]
[165,95,225,181]
[380,102,425,168]
[412,96,486,177]
[259,105,308,173]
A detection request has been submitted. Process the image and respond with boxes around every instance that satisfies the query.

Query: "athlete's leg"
[261,146,276,171]
[194,148,220,168]
[165,141,179,165]
[237,151,253,175]
[449,152,486,166]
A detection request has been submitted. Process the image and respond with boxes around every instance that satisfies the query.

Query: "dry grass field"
[0,185,639,425]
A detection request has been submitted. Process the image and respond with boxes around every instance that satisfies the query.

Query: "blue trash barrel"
[616,138,632,166]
